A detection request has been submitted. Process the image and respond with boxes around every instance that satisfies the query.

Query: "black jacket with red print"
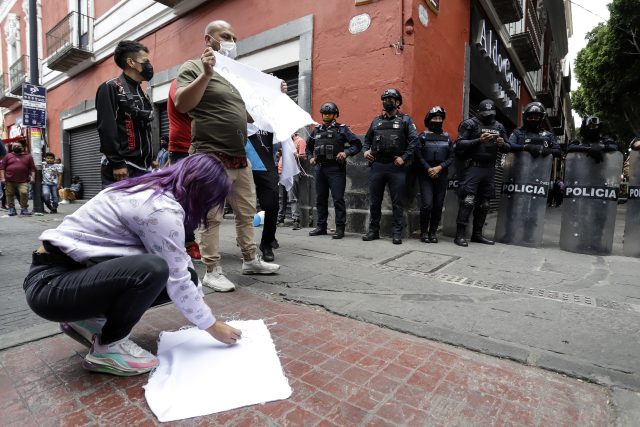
[96,73,153,170]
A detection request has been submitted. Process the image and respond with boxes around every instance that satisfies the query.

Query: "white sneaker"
[242,256,280,275]
[202,266,236,292]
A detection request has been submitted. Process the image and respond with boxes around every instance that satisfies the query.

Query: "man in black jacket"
[96,40,154,188]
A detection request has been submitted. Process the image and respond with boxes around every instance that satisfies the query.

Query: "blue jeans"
[42,183,59,209]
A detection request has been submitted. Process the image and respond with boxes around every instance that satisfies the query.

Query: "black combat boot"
[420,233,429,243]
[332,227,345,239]
[392,235,402,245]
[454,224,468,247]
[309,227,327,236]
[470,204,494,245]
[362,231,380,241]
[428,224,439,243]
[470,229,494,245]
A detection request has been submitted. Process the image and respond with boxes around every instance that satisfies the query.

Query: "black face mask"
[524,119,539,131]
[139,62,154,81]
[383,100,396,112]
[480,114,496,125]
[583,128,600,141]
[428,122,443,133]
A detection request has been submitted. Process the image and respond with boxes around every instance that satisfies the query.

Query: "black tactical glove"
[524,144,542,158]
[587,143,605,163]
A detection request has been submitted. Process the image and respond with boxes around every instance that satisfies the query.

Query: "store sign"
[349,13,371,35]
[475,19,521,101]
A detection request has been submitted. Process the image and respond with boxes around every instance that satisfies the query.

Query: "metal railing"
[46,11,93,59]
[9,55,27,92]
[506,0,543,57]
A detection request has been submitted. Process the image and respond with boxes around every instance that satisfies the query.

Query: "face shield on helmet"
[523,102,546,131]
[581,116,602,141]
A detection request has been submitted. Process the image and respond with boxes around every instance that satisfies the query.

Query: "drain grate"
[374,260,635,312]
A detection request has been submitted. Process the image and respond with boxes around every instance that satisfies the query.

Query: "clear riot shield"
[442,165,460,237]
[560,151,623,255]
[623,150,640,257]
[494,152,552,247]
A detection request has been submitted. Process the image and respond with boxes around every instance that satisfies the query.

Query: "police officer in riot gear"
[362,89,420,244]
[307,102,362,239]
[508,102,561,158]
[454,99,509,247]
[416,106,454,243]
[568,116,618,161]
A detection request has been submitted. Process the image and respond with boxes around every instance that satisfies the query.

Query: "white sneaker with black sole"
[202,266,236,292]
[242,256,280,275]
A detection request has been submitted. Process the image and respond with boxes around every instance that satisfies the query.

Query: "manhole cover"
[381,251,459,274]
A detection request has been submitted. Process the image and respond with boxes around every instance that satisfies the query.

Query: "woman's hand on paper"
[207,321,242,345]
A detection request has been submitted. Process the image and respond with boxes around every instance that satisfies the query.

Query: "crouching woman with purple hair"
[23,154,241,376]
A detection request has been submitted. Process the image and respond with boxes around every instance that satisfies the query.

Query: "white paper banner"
[145,320,292,422]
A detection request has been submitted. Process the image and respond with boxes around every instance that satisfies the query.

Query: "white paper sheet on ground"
[144,320,292,422]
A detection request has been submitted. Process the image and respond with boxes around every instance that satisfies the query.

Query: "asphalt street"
[1,201,639,423]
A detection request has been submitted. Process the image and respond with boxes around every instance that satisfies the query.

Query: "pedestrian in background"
[156,135,169,168]
[246,128,280,261]
[167,78,201,260]
[42,152,63,213]
[96,40,154,188]
[59,175,83,204]
[277,133,306,230]
[24,154,241,377]
[0,142,35,216]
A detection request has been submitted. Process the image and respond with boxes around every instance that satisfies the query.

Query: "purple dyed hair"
[107,154,231,231]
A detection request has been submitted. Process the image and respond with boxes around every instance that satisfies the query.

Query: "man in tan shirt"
[174,20,279,291]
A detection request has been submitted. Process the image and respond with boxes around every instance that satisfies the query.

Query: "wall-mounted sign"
[426,0,440,15]
[418,4,429,27]
[349,13,371,34]
[475,19,522,100]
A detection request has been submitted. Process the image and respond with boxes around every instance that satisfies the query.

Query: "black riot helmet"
[380,88,403,106]
[424,106,446,127]
[580,115,602,141]
[522,102,546,130]
[319,102,339,118]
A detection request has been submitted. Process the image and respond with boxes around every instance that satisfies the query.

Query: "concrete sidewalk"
[0,290,611,426]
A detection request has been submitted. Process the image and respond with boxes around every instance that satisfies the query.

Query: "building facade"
[0,0,572,233]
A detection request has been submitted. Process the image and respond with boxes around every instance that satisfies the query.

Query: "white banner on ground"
[145,320,291,422]
[214,54,315,189]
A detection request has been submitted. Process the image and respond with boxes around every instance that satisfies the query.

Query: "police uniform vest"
[469,120,501,165]
[314,126,344,162]
[518,129,551,148]
[372,116,407,162]
[421,132,450,166]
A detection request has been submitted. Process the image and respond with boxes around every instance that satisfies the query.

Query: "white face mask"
[217,39,237,59]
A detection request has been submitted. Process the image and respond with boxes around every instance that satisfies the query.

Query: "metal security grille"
[159,102,169,138]
[272,66,299,104]
[68,124,101,198]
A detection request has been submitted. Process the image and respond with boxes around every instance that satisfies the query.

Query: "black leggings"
[23,254,197,344]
